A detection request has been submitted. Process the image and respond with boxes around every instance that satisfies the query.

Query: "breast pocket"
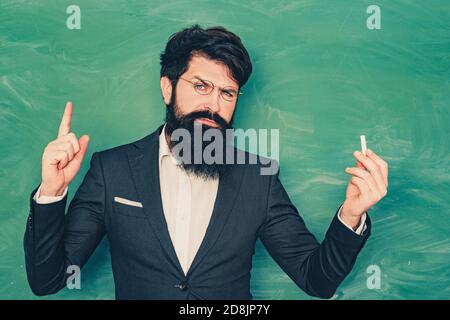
[112,199,146,218]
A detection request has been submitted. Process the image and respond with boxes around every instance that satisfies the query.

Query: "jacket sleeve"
[258,168,371,299]
[23,151,106,296]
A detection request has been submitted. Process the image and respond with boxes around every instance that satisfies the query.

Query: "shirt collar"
[159,123,180,166]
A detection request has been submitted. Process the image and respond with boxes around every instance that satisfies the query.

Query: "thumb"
[75,134,90,162]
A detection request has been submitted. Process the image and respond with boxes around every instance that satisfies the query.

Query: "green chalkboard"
[1,0,449,300]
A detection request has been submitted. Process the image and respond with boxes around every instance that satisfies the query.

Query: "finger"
[366,148,388,186]
[58,101,72,138]
[59,132,80,154]
[356,161,364,169]
[57,151,69,170]
[353,150,386,194]
[44,150,69,169]
[47,141,75,161]
[345,167,382,197]
[74,135,90,162]
[58,141,75,161]
[350,176,371,198]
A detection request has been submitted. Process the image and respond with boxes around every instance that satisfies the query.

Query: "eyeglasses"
[179,77,243,102]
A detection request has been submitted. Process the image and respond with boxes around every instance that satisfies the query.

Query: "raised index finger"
[58,101,72,138]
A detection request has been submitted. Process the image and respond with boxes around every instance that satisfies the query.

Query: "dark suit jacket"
[24,124,371,299]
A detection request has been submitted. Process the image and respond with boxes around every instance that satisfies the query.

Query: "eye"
[222,90,236,98]
[194,82,208,92]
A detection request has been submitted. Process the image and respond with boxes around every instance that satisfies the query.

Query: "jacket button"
[177,281,188,291]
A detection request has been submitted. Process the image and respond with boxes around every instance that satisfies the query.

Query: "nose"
[204,90,222,113]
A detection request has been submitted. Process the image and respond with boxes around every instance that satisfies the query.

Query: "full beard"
[164,92,234,180]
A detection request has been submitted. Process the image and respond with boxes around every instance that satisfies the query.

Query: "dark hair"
[160,24,252,89]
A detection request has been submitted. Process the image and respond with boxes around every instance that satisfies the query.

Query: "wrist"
[340,214,361,231]
[40,183,66,197]
[340,202,362,230]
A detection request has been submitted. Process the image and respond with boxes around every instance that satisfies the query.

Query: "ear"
[160,76,173,105]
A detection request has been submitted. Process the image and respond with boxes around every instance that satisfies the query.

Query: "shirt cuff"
[33,185,68,204]
[337,204,367,235]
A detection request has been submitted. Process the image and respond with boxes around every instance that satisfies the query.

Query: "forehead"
[183,55,238,88]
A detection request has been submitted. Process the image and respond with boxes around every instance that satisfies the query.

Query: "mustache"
[180,110,230,129]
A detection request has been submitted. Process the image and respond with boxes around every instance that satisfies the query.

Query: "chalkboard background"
[1,0,449,299]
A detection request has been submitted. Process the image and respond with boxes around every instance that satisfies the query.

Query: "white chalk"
[360,135,367,156]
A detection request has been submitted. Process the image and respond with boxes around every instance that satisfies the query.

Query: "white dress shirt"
[34,124,367,275]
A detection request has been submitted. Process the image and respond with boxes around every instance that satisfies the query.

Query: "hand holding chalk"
[341,136,389,229]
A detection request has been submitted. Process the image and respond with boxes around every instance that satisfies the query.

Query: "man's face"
[161,55,239,128]
[160,55,240,179]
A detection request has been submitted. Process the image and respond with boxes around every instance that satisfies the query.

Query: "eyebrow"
[191,75,238,91]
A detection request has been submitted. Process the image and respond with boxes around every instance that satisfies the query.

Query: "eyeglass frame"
[178,76,243,102]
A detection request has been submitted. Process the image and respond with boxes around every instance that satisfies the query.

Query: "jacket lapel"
[127,124,185,276]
